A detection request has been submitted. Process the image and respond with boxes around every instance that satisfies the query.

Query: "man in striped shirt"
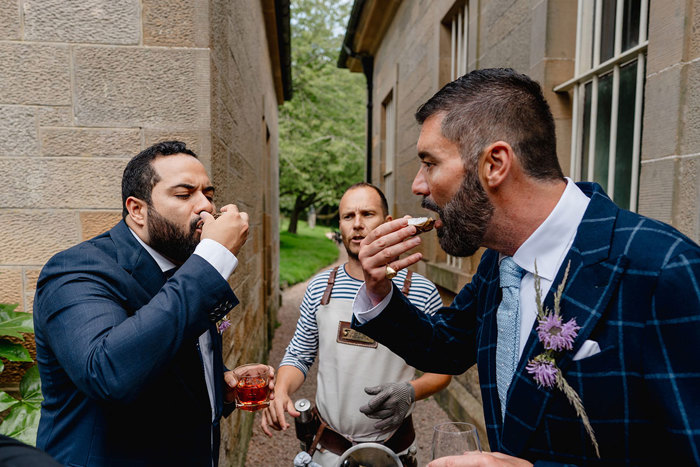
[261,183,451,466]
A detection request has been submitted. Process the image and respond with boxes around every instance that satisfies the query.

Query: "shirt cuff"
[194,239,238,280]
[352,283,393,324]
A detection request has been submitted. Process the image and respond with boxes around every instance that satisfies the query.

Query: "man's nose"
[352,214,363,229]
[412,167,429,196]
[194,192,214,213]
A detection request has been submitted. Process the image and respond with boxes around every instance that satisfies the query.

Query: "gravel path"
[244,246,452,466]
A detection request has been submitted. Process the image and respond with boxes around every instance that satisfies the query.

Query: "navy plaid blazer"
[353,182,700,465]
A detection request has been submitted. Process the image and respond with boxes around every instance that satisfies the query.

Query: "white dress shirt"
[354,178,590,360]
[129,230,237,424]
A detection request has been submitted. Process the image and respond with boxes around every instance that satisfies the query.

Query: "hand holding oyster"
[407,216,435,234]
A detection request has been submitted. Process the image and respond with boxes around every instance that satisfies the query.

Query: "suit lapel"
[110,220,166,302]
[110,220,211,412]
[499,184,629,456]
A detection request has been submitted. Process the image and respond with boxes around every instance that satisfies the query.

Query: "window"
[449,2,469,81]
[555,0,649,211]
[443,1,471,268]
[381,91,396,214]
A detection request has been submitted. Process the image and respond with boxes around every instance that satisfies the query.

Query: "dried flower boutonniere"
[525,261,600,458]
[217,315,231,334]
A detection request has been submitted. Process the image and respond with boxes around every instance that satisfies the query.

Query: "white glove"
[293,451,321,467]
[359,381,415,431]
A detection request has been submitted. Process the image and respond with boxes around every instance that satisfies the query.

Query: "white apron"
[315,295,415,443]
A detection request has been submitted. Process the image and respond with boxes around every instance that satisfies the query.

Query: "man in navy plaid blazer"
[351,68,700,465]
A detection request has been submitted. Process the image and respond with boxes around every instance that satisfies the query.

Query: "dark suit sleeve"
[0,435,63,467]
[644,248,700,458]
[352,270,483,375]
[35,253,238,404]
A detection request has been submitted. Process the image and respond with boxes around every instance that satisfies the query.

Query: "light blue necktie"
[496,257,525,420]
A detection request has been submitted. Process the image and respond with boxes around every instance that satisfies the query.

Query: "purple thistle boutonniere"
[217,315,231,334]
[526,261,600,458]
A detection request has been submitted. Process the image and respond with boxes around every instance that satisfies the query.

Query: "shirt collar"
[511,178,590,280]
[129,228,176,273]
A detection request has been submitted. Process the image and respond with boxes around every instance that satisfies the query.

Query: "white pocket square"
[572,340,601,361]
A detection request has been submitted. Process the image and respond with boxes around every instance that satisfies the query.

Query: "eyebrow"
[171,183,216,193]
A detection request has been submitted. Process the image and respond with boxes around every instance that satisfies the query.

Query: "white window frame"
[382,91,396,214]
[450,2,469,81]
[446,2,470,269]
[555,0,649,212]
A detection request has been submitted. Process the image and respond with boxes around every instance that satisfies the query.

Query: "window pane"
[600,0,617,63]
[622,0,641,51]
[613,61,637,210]
[594,73,613,188]
[581,81,593,180]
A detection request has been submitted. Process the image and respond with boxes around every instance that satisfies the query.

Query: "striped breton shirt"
[281,264,443,376]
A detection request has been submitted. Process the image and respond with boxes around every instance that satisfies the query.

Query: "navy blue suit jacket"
[33,220,238,466]
[353,183,700,465]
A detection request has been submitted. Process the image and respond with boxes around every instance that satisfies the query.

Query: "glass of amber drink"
[232,363,270,411]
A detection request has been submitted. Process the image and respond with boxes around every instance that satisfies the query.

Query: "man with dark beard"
[351,69,700,466]
[33,141,274,466]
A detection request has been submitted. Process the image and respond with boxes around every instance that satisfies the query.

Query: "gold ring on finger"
[385,265,397,279]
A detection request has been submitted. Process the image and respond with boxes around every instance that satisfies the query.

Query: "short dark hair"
[415,68,564,181]
[343,182,390,217]
[121,141,198,218]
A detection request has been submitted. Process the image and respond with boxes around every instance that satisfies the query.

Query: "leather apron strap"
[401,270,413,296]
[320,266,339,306]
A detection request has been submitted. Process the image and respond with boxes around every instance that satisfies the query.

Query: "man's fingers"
[287,399,300,418]
[362,218,409,245]
[219,204,240,214]
[386,253,423,275]
[365,408,393,420]
[200,211,215,223]
[274,401,288,431]
[224,370,237,388]
[361,225,419,261]
[364,391,391,412]
[260,411,278,436]
[360,237,422,283]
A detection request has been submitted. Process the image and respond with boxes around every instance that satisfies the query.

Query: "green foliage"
[0,303,42,446]
[280,0,365,228]
[280,218,339,287]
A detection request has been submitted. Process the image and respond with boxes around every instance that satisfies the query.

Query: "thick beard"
[147,206,200,264]
[421,170,493,257]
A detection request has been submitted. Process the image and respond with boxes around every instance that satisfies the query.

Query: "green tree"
[280,0,365,233]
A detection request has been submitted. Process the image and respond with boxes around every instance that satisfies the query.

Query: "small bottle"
[294,398,315,452]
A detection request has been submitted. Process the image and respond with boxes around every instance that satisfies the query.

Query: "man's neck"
[344,257,365,280]
[486,178,567,256]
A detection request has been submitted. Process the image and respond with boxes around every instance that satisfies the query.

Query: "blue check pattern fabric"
[353,182,700,465]
[496,257,525,419]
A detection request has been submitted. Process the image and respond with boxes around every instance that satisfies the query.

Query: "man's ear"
[479,141,514,190]
[125,196,148,228]
[385,215,393,222]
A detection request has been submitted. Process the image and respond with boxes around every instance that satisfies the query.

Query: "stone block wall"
[639,0,700,241]
[0,1,282,463]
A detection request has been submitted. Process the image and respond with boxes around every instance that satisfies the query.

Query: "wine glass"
[431,422,481,460]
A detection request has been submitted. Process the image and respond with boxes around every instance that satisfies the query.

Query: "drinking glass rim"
[433,422,478,433]
[233,363,269,378]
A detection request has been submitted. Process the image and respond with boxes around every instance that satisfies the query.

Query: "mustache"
[421,197,442,214]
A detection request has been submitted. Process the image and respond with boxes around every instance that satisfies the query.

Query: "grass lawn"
[279,218,339,288]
